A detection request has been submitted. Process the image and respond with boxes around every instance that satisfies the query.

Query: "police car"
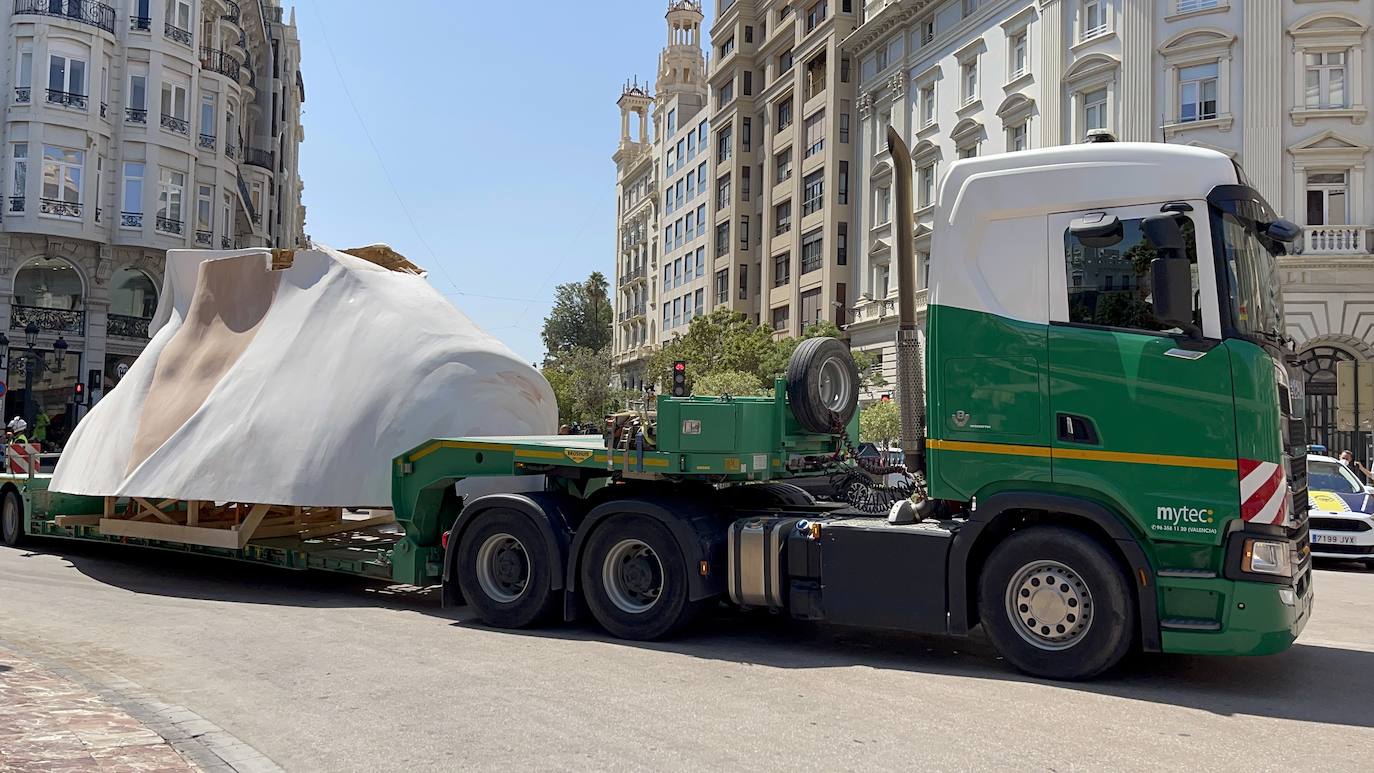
[1306,453,1374,566]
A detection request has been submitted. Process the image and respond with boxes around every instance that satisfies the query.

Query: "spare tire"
[786,337,860,434]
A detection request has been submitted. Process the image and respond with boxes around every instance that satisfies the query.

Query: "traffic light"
[671,361,687,397]
[73,382,86,405]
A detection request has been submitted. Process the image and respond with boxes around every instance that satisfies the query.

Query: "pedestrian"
[7,415,25,435]
[33,411,48,445]
[1338,450,1372,483]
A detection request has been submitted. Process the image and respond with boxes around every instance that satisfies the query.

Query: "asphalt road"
[2,539,1371,772]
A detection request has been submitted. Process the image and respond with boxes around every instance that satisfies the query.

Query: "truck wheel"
[978,526,1134,680]
[1,490,24,547]
[455,509,559,629]
[581,514,699,640]
[786,337,860,433]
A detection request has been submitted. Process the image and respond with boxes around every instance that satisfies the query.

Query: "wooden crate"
[84,498,395,549]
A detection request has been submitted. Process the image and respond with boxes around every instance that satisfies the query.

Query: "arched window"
[110,268,158,319]
[13,257,83,310]
[1297,345,1368,460]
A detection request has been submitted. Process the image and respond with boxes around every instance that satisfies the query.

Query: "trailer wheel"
[581,514,700,640]
[455,509,559,629]
[977,526,1134,680]
[1,490,24,547]
[786,337,860,433]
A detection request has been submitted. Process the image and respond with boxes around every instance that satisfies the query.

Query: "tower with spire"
[654,0,708,137]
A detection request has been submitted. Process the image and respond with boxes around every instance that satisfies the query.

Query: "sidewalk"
[0,644,198,771]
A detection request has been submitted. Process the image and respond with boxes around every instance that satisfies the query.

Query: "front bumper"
[1308,516,1374,560]
[1159,565,1313,656]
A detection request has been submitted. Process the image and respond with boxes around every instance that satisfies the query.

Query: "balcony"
[199,47,242,83]
[38,198,81,218]
[8,197,24,214]
[120,211,142,228]
[126,107,147,124]
[221,235,233,249]
[107,313,150,340]
[13,0,116,34]
[243,148,275,172]
[10,305,84,336]
[130,14,150,31]
[161,114,190,135]
[13,87,29,104]
[1303,225,1369,256]
[46,89,87,110]
[618,304,647,322]
[195,229,212,246]
[219,0,241,24]
[155,216,184,235]
[164,22,192,47]
[198,133,217,151]
[618,265,647,286]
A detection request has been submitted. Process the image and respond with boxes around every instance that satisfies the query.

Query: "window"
[805,52,827,100]
[838,161,849,205]
[1081,1,1106,40]
[837,223,848,265]
[743,70,753,96]
[745,26,754,44]
[876,47,889,72]
[877,263,891,298]
[1010,33,1028,78]
[1176,0,1218,11]
[1083,88,1108,132]
[665,189,674,216]
[1306,171,1348,226]
[1178,62,1218,122]
[720,37,735,58]
[777,97,794,131]
[772,306,790,331]
[48,52,87,103]
[675,219,684,250]
[961,60,978,105]
[719,79,735,106]
[1305,51,1347,109]
[1064,214,1200,331]
[685,210,695,238]
[17,45,33,92]
[673,297,681,328]
[739,264,749,300]
[200,93,215,138]
[41,145,83,215]
[841,57,851,84]
[696,203,706,236]
[162,81,188,121]
[742,117,751,152]
[697,161,707,192]
[694,288,705,318]
[804,110,825,158]
[166,0,192,30]
[716,268,729,304]
[676,179,685,208]
[920,84,936,127]
[917,162,939,207]
[667,108,677,135]
[779,49,794,75]
[740,215,750,248]
[717,173,731,210]
[958,144,978,159]
[196,183,212,232]
[674,257,683,287]
[699,122,708,147]
[11,144,27,202]
[741,166,751,201]
[687,131,696,160]
[775,200,792,235]
[715,221,730,257]
[696,247,706,278]
[776,148,793,182]
[686,172,695,201]
[717,126,732,163]
[664,264,672,291]
[801,289,822,328]
[963,0,980,16]
[774,252,791,287]
[805,0,827,33]
[920,19,935,45]
[801,229,823,274]
[802,170,824,216]
[1008,122,1028,152]
[840,105,850,143]
[156,168,184,231]
[875,184,892,225]
[121,162,143,222]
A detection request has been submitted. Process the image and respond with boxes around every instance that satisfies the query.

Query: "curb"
[0,637,283,773]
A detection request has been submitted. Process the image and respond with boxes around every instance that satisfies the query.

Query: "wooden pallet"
[82,498,395,549]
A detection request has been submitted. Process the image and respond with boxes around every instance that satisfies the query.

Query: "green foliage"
[859,398,902,447]
[541,272,612,364]
[541,345,625,424]
[691,370,769,397]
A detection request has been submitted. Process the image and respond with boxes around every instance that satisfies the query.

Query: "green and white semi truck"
[1,138,1311,680]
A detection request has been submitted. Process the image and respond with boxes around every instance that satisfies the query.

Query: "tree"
[691,370,768,397]
[541,345,622,424]
[859,398,902,448]
[541,272,612,363]
[647,309,782,392]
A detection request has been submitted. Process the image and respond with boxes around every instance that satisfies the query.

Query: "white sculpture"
[51,246,557,507]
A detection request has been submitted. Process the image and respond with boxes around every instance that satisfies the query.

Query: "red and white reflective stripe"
[1239,458,1289,525]
[7,443,39,475]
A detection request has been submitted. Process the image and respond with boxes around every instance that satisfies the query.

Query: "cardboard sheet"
[51,246,557,506]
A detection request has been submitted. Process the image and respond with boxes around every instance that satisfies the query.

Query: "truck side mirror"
[1068,213,1122,248]
[1265,218,1301,243]
[1141,214,1185,255]
[1150,257,1195,333]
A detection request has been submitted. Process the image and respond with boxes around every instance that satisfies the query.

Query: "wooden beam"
[97,518,242,550]
[54,515,102,527]
[234,503,272,548]
[103,496,114,519]
[300,513,395,539]
[187,500,199,527]
[133,497,176,524]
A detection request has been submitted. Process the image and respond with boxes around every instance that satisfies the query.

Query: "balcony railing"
[219,0,240,23]
[164,22,192,46]
[10,305,84,335]
[199,47,242,83]
[161,114,190,135]
[100,101,107,119]
[243,148,275,171]
[46,89,87,110]
[1303,225,1368,256]
[195,229,212,246]
[120,211,142,228]
[618,305,647,322]
[126,107,147,124]
[130,14,150,30]
[221,235,233,249]
[14,0,116,33]
[225,142,238,160]
[107,313,150,340]
[155,216,184,235]
[198,133,217,151]
[8,197,24,213]
[14,87,29,104]
[38,198,81,218]
[618,265,647,286]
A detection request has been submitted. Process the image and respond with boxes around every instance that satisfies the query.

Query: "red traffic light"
[674,362,686,371]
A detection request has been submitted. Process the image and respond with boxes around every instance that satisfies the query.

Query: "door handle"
[1057,413,1100,444]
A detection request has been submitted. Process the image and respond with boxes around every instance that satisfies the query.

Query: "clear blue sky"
[292,0,714,365]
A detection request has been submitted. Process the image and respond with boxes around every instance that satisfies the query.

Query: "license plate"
[1312,533,1357,545]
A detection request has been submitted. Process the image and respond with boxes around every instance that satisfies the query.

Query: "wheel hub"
[475,533,529,604]
[602,539,664,614]
[1005,560,1093,651]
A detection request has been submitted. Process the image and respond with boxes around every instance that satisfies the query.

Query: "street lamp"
[17,320,67,430]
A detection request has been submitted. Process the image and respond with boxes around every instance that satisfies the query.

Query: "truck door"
[1047,203,1237,545]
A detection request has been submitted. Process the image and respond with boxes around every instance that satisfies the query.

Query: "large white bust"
[51,246,557,506]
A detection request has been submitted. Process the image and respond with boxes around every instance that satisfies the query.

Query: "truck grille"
[1309,517,1371,533]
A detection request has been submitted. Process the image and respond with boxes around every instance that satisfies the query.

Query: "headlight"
[1244,539,1293,577]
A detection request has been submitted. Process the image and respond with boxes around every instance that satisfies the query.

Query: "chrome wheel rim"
[602,539,664,614]
[818,356,853,413]
[1004,560,1093,651]
[475,533,529,604]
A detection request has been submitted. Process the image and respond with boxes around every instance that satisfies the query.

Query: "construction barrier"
[7,443,41,475]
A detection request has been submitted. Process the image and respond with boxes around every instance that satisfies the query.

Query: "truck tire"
[786,337,860,434]
[977,526,1134,680]
[581,514,701,640]
[455,509,559,629]
[1,489,24,547]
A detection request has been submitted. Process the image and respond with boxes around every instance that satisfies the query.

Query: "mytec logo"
[1156,505,1215,526]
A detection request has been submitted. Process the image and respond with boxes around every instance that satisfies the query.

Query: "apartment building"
[845,0,1374,455]
[0,0,307,445]
[709,0,860,336]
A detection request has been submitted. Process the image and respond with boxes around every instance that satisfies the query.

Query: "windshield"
[1210,187,1286,341]
[1308,460,1362,494]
